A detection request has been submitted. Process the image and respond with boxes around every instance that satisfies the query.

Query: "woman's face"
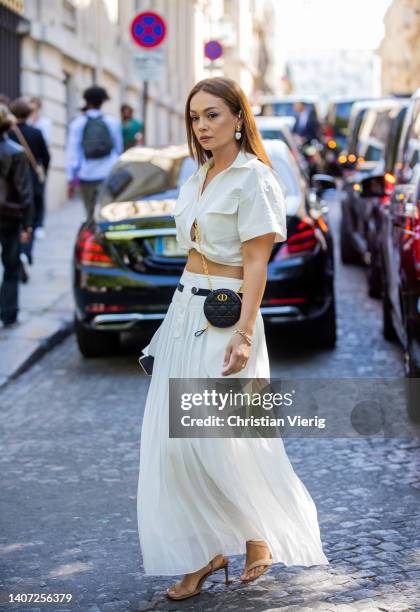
[189,90,240,152]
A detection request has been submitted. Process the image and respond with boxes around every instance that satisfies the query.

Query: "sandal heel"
[223,563,229,584]
[166,556,229,601]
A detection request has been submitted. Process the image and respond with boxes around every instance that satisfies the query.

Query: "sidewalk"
[0,198,85,387]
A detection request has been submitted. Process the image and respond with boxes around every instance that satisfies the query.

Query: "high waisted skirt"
[137,268,330,575]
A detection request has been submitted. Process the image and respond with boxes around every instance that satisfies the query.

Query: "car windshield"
[262,102,297,116]
[333,101,354,134]
[259,129,288,144]
[99,155,197,208]
[139,157,197,200]
[347,108,367,154]
[385,108,408,172]
[358,108,394,162]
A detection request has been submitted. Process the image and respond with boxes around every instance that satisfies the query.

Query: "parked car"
[255,115,309,176]
[338,100,374,177]
[262,139,336,349]
[73,141,337,357]
[360,101,410,297]
[259,95,322,127]
[323,97,375,174]
[73,145,191,356]
[339,98,408,268]
[257,100,324,177]
[377,88,420,401]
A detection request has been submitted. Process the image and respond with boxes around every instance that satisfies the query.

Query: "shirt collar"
[86,109,103,118]
[199,148,257,176]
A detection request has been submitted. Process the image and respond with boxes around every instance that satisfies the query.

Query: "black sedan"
[359,101,409,297]
[340,97,407,269]
[379,89,420,383]
[323,96,375,175]
[73,143,336,357]
[361,88,420,421]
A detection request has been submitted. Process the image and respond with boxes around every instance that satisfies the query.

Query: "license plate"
[153,236,187,257]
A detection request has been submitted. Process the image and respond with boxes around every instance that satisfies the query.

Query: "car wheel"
[340,221,359,264]
[382,288,397,342]
[310,299,337,349]
[74,316,120,357]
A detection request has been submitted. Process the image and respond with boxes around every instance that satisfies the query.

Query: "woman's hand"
[221,332,252,376]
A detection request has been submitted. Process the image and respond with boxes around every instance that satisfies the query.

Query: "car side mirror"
[311,174,336,193]
[359,175,386,198]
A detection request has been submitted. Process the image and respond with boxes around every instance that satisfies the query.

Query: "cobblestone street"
[0,195,419,612]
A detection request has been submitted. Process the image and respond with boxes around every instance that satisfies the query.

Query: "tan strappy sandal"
[240,540,273,583]
[166,555,230,601]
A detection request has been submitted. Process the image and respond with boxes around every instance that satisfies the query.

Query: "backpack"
[81,116,114,159]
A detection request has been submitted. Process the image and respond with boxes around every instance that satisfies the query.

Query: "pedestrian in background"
[0,103,33,327]
[9,97,50,276]
[121,103,144,150]
[28,96,52,148]
[66,86,123,222]
[292,101,321,145]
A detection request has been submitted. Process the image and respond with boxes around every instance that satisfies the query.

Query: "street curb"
[0,319,74,390]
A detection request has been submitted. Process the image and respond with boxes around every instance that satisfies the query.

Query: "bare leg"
[241,540,273,581]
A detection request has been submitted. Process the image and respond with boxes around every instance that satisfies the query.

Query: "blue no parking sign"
[130,11,167,146]
[130,12,167,48]
[204,40,223,61]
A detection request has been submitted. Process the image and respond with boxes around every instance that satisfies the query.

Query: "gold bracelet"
[234,328,253,345]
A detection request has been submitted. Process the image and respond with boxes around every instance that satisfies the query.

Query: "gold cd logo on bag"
[217,293,228,302]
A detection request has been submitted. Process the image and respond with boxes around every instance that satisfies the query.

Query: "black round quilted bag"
[203,288,242,328]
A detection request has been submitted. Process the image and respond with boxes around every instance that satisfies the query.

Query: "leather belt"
[177,282,243,297]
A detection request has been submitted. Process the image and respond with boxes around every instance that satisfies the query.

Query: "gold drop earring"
[235,122,242,141]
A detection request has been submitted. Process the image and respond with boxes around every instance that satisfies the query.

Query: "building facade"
[0,0,26,100]
[285,49,382,116]
[1,0,279,208]
[19,0,143,207]
[378,0,420,95]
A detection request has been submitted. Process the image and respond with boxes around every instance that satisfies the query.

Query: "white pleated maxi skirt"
[137,268,330,576]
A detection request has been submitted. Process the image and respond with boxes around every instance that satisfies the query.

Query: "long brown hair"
[185,76,272,168]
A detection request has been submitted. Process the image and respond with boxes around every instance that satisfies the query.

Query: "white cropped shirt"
[172,149,288,267]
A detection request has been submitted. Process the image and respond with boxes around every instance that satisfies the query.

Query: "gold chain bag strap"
[193,217,243,337]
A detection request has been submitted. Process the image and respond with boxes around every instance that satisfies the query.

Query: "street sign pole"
[130,11,167,148]
[142,80,148,145]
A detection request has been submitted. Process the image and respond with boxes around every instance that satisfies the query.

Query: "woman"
[137,77,329,602]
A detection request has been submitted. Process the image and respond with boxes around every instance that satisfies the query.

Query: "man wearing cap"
[65,86,123,222]
[0,103,33,326]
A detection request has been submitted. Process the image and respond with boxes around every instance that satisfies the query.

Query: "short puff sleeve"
[237,167,287,243]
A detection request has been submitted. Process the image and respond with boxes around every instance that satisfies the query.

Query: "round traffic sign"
[204,40,223,61]
[130,12,166,48]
